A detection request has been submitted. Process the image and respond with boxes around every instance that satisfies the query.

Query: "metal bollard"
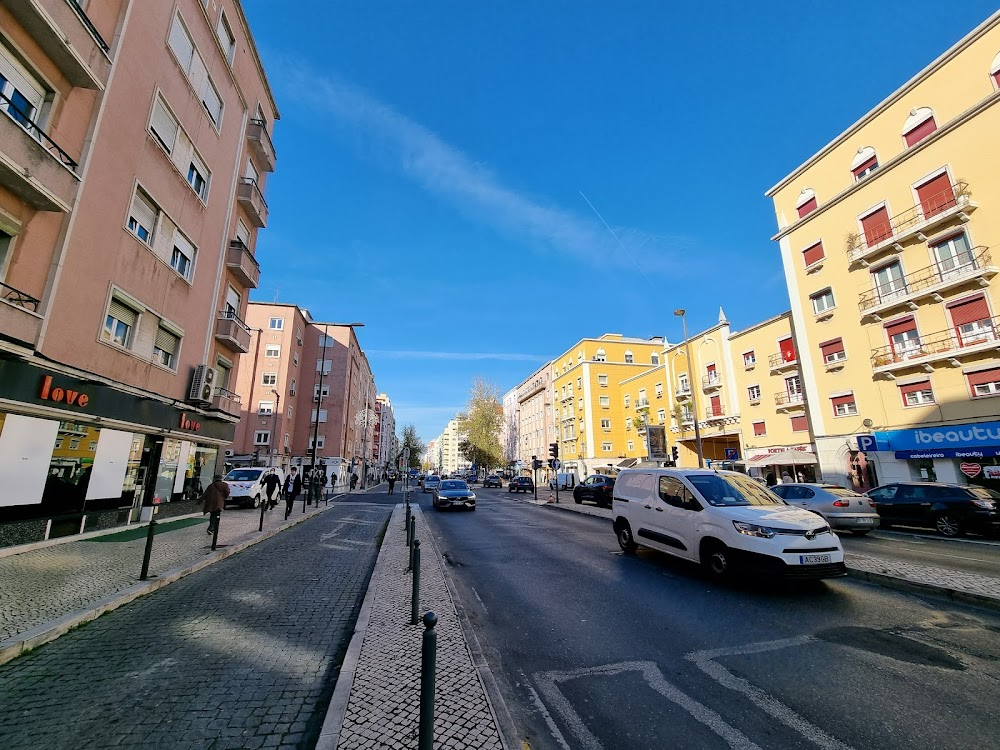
[408,516,415,570]
[258,495,267,532]
[211,516,220,551]
[410,540,421,625]
[139,518,158,580]
[418,611,437,750]
[404,501,411,539]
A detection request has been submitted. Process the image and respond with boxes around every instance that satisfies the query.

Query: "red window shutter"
[898,380,931,398]
[915,173,955,218]
[968,368,1000,387]
[852,156,878,179]
[948,294,990,326]
[831,394,856,408]
[802,242,825,266]
[904,117,937,147]
[790,415,808,432]
[861,207,892,245]
[710,395,721,414]
[706,363,716,374]
[994,70,1000,88]
[779,338,796,361]
[884,316,916,339]
[797,197,818,218]
[819,338,844,358]
[753,421,766,436]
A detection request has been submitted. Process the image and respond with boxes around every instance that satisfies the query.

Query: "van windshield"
[225,469,262,481]
[686,473,783,507]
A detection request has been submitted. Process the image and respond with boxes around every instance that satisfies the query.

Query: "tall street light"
[310,322,364,496]
[674,309,704,468]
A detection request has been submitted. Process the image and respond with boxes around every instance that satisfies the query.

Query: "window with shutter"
[899,380,934,406]
[235,220,250,246]
[153,327,179,368]
[150,97,178,152]
[103,298,138,348]
[915,172,955,218]
[860,206,892,245]
[831,394,858,416]
[187,152,209,200]
[128,189,157,244]
[819,338,846,364]
[790,415,808,432]
[216,12,236,63]
[968,368,1000,397]
[0,45,46,126]
[753,421,766,436]
[202,78,223,126]
[171,231,195,279]
[168,15,194,72]
[904,116,937,147]
[802,242,825,267]
[852,156,879,181]
[797,196,817,218]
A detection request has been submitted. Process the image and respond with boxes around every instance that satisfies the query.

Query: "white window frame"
[654,383,663,398]
[187,152,210,202]
[599,396,610,408]
[656,409,666,422]
[127,187,158,246]
[747,384,761,401]
[824,348,847,364]
[269,317,284,330]
[743,351,756,366]
[833,399,859,417]
[152,325,180,369]
[253,430,270,446]
[600,419,611,429]
[601,441,613,452]
[102,295,141,350]
[261,372,277,386]
[265,344,280,358]
[627,441,635,451]
[903,388,935,406]
[811,289,836,315]
[170,231,195,281]
[215,10,236,64]
[257,400,274,415]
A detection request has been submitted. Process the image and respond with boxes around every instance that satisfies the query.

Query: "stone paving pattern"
[0,498,336,642]
[0,501,390,750]
[535,494,1000,601]
[336,504,503,750]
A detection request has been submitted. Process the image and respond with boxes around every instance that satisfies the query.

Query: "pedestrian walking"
[350,472,359,491]
[387,472,397,495]
[263,469,281,510]
[284,467,302,519]
[200,474,229,535]
[321,470,329,501]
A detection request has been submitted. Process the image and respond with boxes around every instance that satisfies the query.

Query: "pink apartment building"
[232,303,378,487]
[0,0,277,545]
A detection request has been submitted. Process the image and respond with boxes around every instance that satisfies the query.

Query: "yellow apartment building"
[551,334,665,479]
[767,10,1000,491]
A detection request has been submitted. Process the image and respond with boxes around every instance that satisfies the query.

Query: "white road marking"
[897,547,999,565]
[686,637,856,750]
[524,679,573,750]
[534,661,762,750]
[472,587,488,614]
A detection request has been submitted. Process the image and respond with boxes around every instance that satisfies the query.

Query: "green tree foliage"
[398,424,425,469]
[457,378,505,472]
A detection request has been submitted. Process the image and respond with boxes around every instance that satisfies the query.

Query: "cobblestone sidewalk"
[0,498,334,645]
[320,504,504,750]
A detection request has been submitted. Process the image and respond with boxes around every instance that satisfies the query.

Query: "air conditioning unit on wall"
[189,364,217,404]
[224,449,234,457]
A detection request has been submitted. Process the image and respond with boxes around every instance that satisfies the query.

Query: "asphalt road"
[841,529,1000,577]
[421,486,1000,750]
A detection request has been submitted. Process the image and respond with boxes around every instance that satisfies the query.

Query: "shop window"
[899,380,934,407]
[968,368,1000,397]
[802,241,825,267]
[820,338,846,364]
[831,393,858,417]
[753,421,766,436]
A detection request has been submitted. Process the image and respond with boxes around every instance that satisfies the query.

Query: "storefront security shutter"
[948,295,990,326]
[154,327,178,354]
[108,299,137,327]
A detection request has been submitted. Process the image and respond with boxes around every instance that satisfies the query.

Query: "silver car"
[771,483,881,536]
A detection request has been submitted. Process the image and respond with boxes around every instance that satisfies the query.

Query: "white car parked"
[612,468,846,580]
[223,467,284,509]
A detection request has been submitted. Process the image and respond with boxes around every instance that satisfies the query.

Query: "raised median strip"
[317,501,507,750]
[0,497,343,666]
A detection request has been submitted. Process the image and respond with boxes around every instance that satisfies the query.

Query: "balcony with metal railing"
[858,246,995,321]
[769,351,798,372]
[6,0,112,89]
[0,91,80,211]
[774,391,805,411]
[237,178,269,227]
[226,239,261,289]
[215,309,251,353]
[701,373,722,391]
[705,404,725,420]
[870,315,1000,375]
[675,382,692,399]
[0,280,43,346]
[210,387,242,419]
[247,118,276,172]
[846,181,976,266]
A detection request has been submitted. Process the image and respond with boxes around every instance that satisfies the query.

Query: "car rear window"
[686,473,784,507]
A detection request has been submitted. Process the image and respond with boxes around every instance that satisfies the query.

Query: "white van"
[548,472,579,490]
[612,468,845,580]
[223,467,285,509]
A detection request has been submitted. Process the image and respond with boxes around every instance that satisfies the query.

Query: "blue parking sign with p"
[856,435,876,452]
[724,448,738,460]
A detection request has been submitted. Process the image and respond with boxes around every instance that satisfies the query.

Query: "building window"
[916,172,958,220]
[678,373,689,391]
[215,11,236,63]
[0,43,46,128]
[625,417,632,431]
[149,95,179,153]
[265,344,280,358]
[253,431,270,446]
[968,368,1000,397]
[651,353,660,365]
[289,378,296,395]
[748,384,761,402]
[69,438,80,450]
[831,394,858,417]
[269,317,284,330]
[802,241,825,267]
[624,350,634,364]
[810,289,835,315]
[820,338,846,364]
[102,297,139,349]
[624,394,630,408]
[903,108,936,147]
[600,419,611,429]
[309,435,326,450]
[261,372,277,386]
[948,294,994,347]
[314,384,330,400]
[593,348,606,362]
[293,352,299,367]
[753,421,766,436]
[257,400,274,415]
[796,189,817,218]
[171,233,195,280]
[790,415,808,432]
[153,326,180,369]
[638,388,647,404]
[885,316,921,359]
[599,396,610,408]
[310,409,328,423]
[127,188,158,244]
[852,148,879,181]
[187,154,209,201]
[657,409,666,422]
[743,351,755,367]
[316,359,332,374]
[601,442,612,452]
[655,383,663,398]
[168,12,224,129]
[597,374,608,387]
[899,380,934,406]
[627,441,634,451]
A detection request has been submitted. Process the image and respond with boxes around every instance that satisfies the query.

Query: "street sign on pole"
[724,448,738,461]
[552,459,562,470]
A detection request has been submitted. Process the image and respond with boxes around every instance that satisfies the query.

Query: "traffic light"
[671,445,679,462]
[549,443,559,459]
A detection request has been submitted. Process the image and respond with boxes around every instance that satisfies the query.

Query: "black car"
[866,481,1000,537]
[433,479,477,511]
[573,474,616,508]
[483,475,502,488]
[508,477,534,493]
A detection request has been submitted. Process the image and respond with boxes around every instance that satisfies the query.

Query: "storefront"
[740,445,818,486]
[857,419,1000,489]
[0,354,237,547]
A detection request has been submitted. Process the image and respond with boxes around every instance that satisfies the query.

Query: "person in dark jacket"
[263,470,282,510]
[284,467,302,519]
[387,472,397,495]
[200,475,229,535]
[350,473,359,491]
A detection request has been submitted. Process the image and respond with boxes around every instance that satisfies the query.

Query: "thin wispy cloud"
[277,61,692,276]
[368,350,545,362]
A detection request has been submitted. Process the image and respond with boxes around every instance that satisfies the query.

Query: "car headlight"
[468,494,476,500]
[733,521,776,539]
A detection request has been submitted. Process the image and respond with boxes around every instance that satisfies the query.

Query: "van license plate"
[800,554,831,565]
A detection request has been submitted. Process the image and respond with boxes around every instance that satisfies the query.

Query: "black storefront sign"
[0,355,234,441]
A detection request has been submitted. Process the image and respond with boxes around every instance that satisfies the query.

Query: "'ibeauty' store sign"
[856,419,1000,454]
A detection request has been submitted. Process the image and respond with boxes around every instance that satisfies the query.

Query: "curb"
[0,503,333,667]
[315,503,398,750]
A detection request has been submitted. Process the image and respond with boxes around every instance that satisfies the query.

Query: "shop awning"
[617,458,638,468]
[742,449,818,468]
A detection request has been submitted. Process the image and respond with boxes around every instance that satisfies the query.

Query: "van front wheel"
[615,520,637,554]
[701,540,731,580]
[251,494,261,509]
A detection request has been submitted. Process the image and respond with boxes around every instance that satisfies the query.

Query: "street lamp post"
[674,309,704,468]
[271,388,281,467]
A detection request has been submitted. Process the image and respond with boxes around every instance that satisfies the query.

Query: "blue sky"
[243,0,999,442]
